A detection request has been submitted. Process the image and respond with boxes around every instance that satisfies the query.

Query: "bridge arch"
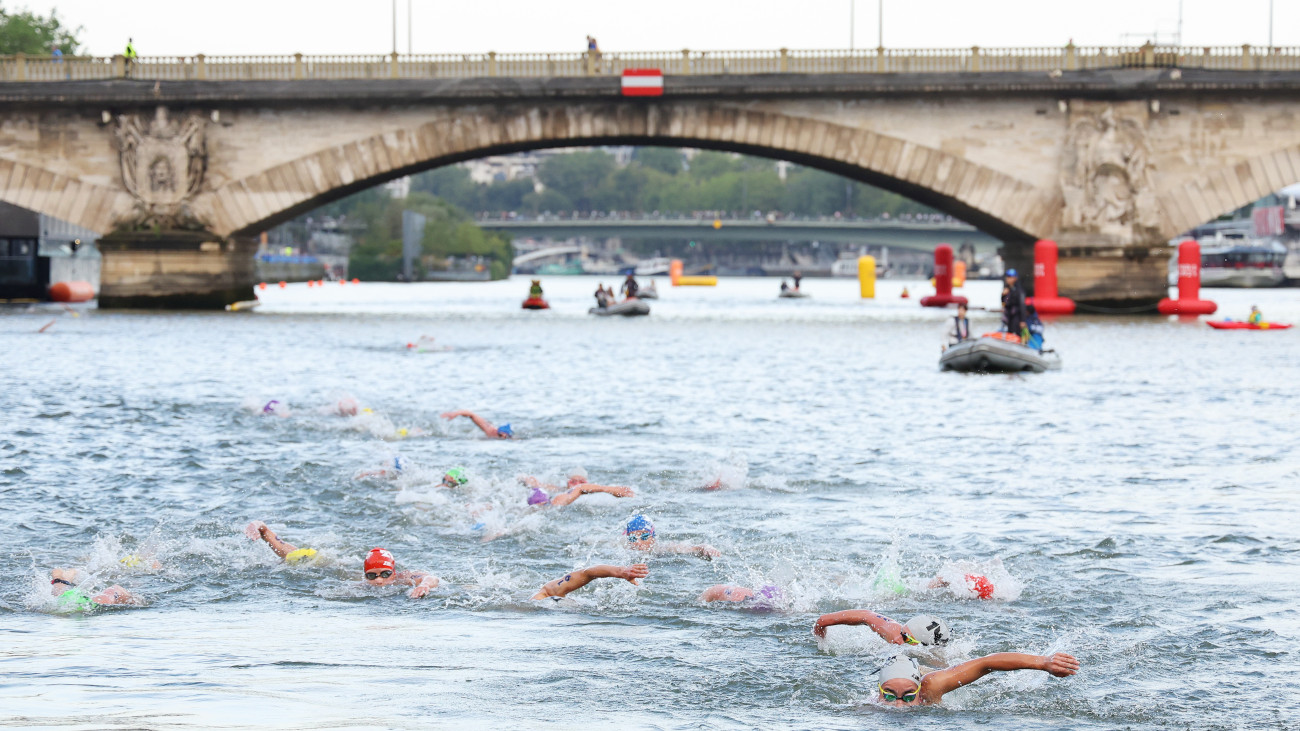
[199,104,1057,246]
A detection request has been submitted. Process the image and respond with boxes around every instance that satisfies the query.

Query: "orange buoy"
[258,282,268,290]
[339,279,346,286]
[351,278,360,284]
[278,281,287,288]
[48,281,94,303]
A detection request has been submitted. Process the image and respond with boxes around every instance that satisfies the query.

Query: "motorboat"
[635,257,673,276]
[588,299,650,317]
[1198,241,1287,288]
[521,296,550,310]
[940,334,1060,373]
[1206,320,1291,330]
[636,282,659,299]
[778,289,809,299]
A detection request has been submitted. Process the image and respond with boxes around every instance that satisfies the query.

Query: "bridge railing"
[2,45,1299,82]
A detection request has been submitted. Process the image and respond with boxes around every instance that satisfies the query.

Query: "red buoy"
[278,281,287,288]
[920,244,968,307]
[1157,240,1217,316]
[1026,239,1076,315]
[258,282,268,291]
[48,281,95,303]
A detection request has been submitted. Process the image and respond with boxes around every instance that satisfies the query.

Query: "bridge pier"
[97,231,256,309]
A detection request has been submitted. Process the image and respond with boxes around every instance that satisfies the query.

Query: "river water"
[3,276,1299,729]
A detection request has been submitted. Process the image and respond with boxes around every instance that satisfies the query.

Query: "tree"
[0,5,80,55]
[633,147,683,176]
[536,150,616,212]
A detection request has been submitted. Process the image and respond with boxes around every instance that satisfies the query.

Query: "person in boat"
[812,608,952,647]
[1001,269,1027,338]
[780,279,791,293]
[594,284,610,309]
[1248,305,1262,324]
[641,280,658,297]
[245,523,439,598]
[792,270,803,290]
[528,279,543,298]
[440,409,513,439]
[1024,305,1045,350]
[620,273,640,299]
[867,652,1079,707]
[947,303,972,345]
[47,568,135,611]
[532,563,647,601]
[623,514,720,559]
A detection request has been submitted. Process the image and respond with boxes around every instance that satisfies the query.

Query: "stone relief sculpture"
[115,106,207,229]
[1059,106,1160,245]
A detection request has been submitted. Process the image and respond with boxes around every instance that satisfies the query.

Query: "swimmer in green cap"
[48,568,134,611]
[245,521,320,564]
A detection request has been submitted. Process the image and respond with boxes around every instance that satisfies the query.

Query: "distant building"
[0,200,100,300]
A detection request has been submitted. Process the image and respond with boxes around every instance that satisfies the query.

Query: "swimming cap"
[1005,268,1018,277]
[392,456,406,473]
[965,573,995,600]
[496,423,513,437]
[749,584,783,609]
[364,547,395,573]
[57,588,94,612]
[285,548,317,564]
[262,400,280,414]
[877,655,922,687]
[625,514,655,540]
[904,615,952,646]
[527,486,551,505]
[119,554,143,568]
[443,466,468,486]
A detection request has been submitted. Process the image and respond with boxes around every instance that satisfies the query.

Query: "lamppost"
[391,0,397,54]
[878,0,883,49]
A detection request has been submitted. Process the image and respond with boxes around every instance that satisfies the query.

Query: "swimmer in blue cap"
[47,568,134,611]
[813,609,952,646]
[441,409,514,439]
[520,472,635,508]
[870,651,1079,707]
[531,563,648,600]
[624,515,720,559]
[699,583,783,610]
[354,455,407,481]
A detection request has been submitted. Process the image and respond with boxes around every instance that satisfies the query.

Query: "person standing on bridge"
[620,273,640,299]
[123,38,138,78]
[1001,269,1027,339]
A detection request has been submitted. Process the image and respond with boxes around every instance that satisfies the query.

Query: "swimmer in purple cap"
[624,515,720,559]
[699,583,783,609]
[440,409,513,439]
[260,400,291,418]
[523,476,635,508]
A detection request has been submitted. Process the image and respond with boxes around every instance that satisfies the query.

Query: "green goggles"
[879,684,918,703]
[900,630,921,646]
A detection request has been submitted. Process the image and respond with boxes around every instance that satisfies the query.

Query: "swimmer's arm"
[531,564,649,599]
[92,585,133,605]
[403,570,440,598]
[244,521,298,559]
[550,484,635,507]
[919,652,1080,703]
[440,410,496,437]
[658,542,720,559]
[812,610,905,642]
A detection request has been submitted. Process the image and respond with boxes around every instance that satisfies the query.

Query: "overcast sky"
[19,0,1298,56]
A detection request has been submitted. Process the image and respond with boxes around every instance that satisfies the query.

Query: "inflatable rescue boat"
[588,299,650,317]
[940,333,1060,374]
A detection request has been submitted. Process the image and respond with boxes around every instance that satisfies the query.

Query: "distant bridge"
[511,245,584,265]
[480,218,998,251]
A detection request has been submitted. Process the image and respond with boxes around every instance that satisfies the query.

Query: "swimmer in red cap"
[531,564,648,601]
[929,573,996,600]
[362,547,440,599]
[440,410,513,439]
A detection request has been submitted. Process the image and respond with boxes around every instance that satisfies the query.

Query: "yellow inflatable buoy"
[285,548,317,564]
[677,276,718,286]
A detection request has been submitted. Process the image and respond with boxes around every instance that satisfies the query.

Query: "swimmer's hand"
[694,545,721,559]
[606,486,635,498]
[409,575,440,599]
[1041,653,1080,677]
[244,521,267,540]
[812,621,827,638]
[618,564,649,586]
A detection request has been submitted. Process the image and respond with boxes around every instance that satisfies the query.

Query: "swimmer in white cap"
[440,409,514,439]
[871,651,1078,706]
[531,564,648,600]
[813,609,951,646]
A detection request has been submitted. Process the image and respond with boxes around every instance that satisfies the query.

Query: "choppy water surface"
[3,276,1299,729]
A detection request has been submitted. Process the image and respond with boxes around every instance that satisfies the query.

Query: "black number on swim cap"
[927,621,944,643]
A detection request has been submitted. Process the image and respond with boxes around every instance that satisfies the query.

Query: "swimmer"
[48,568,134,610]
[260,399,291,418]
[520,473,635,507]
[929,573,996,600]
[245,520,320,564]
[624,515,720,559]
[354,455,407,481]
[333,396,360,417]
[360,547,440,599]
[531,564,649,600]
[442,466,470,488]
[440,409,513,439]
[699,583,783,609]
[870,651,1079,707]
[813,609,951,646]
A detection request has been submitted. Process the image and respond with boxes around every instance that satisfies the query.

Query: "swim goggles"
[50,577,74,587]
[900,630,921,646]
[879,684,919,703]
[364,570,394,580]
[626,529,654,544]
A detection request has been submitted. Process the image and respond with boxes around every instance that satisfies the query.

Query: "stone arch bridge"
[2,69,1300,307]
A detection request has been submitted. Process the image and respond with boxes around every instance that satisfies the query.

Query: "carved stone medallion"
[115,106,207,229]
[1059,104,1161,246]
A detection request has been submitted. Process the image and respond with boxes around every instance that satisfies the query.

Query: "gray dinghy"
[940,338,1060,373]
[588,299,651,317]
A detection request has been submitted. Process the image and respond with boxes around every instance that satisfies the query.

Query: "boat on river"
[636,282,659,299]
[1206,320,1292,330]
[940,334,1060,373]
[521,296,549,310]
[778,289,809,299]
[1199,241,1288,288]
[588,299,650,317]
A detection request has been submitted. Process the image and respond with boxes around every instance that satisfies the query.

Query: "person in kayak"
[620,273,640,299]
[623,514,720,558]
[48,568,135,611]
[245,523,439,598]
[812,608,952,646]
[870,651,1079,707]
[440,409,513,439]
[1248,305,1263,324]
[947,303,972,344]
[532,563,648,600]
[528,280,544,298]
[1001,269,1027,338]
